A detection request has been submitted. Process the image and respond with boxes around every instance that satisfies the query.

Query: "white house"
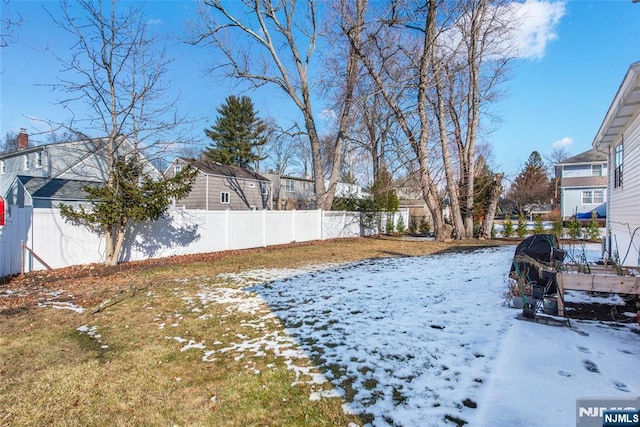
[555,149,607,219]
[592,61,640,265]
[1,130,159,208]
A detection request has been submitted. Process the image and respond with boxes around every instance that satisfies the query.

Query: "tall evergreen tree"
[507,151,553,214]
[204,95,267,168]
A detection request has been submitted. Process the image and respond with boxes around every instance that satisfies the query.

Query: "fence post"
[291,210,296,242]
[262,209,267,247]
[224,209,230,250]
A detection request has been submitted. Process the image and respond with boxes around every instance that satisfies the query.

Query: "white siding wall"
[607,113,640,265]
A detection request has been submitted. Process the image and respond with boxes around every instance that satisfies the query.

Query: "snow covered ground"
[172,243,639,427]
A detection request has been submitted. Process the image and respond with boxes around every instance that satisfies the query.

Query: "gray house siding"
[1,135,159,204]
[167,158,272,211]
[263,173,316,210]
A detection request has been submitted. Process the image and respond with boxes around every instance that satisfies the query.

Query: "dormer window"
[24,154,30,170]
[35,151,43,168]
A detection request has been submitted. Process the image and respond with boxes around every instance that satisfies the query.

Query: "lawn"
[1,237,638,426]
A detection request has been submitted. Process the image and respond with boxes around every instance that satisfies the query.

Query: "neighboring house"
[0,129,158,207]
[555,148,608,219]
[4,175,102,209]
[263,173,316,210]
[331,181,370,200]
[166,158,272,210]
[592,61,640,264]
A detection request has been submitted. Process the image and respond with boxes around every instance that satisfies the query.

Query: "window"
[23,154,30,170]
[593,190,604,204]
[582,190,604,205]
[174,165,182,174]
[614,142,623,188]
[285,179,295,192]
[248,182,256,188]
[0,160,5,174]
[220,192,230,204]
[591,164,602,177]
[35,151,43,168]
[260,183,268,195]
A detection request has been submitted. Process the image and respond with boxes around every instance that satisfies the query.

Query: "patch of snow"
[171,243,639,426]
[39,300,85,313]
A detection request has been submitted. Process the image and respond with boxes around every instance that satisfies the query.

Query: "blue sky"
[1,0,639,181]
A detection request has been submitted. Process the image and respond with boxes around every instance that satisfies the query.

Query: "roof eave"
[593,62,640,150]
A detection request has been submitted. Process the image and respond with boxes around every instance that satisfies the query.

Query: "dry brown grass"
[0,236,508,426]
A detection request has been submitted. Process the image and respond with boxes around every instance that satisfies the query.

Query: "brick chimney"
[17,128,28,150]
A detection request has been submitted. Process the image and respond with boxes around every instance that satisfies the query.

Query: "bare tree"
[49,0,197,265]
[545,146,571,175]
[260,121,297,174]
[1,131,18,154]
[341,0,513,240]
[342,0,456,240]
[428,0,513,239]
[191,0,363,210]
[1,0,22,49]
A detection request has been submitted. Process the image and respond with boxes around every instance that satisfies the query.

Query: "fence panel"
[30,208,103,269]
[1,208,407,276]
[0,206,32,276]
[322,211,363,239]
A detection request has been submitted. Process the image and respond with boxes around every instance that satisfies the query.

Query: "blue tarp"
[576,211,605,219]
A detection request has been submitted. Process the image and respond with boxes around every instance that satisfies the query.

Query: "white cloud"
[507,0,566,60]
[434,1,566,63]
[320,109,337,122]
[147,19,162,26]
[553,136,574,148]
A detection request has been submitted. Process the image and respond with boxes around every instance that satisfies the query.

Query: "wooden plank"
[556,272,640,317]
[556,273,640,294]
[563,265,629,275]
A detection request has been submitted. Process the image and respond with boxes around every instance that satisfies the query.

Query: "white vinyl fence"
[0,207,408,276]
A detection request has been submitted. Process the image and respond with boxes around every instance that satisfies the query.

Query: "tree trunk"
[479,173,503,239]
[433,67,464,239]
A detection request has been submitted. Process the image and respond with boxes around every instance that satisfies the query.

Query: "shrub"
[551,216,564,239]
[408,216,418,234]
[532,215,545,234]
[516,212,528,239]
[419,216,431,235]
[396,214,406,234]
[386,214,395,234]
[567,216,583,240]
[586,211,601,241]
[502,215,514,238]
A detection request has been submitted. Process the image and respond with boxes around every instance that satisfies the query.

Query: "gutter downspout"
[593,139,612,261]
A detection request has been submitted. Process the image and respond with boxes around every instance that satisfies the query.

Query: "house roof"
[593,62,640,149]
[0,137,108,160]
[15,175,102,201]
[557,149,607,165]
[178,158,270,182]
